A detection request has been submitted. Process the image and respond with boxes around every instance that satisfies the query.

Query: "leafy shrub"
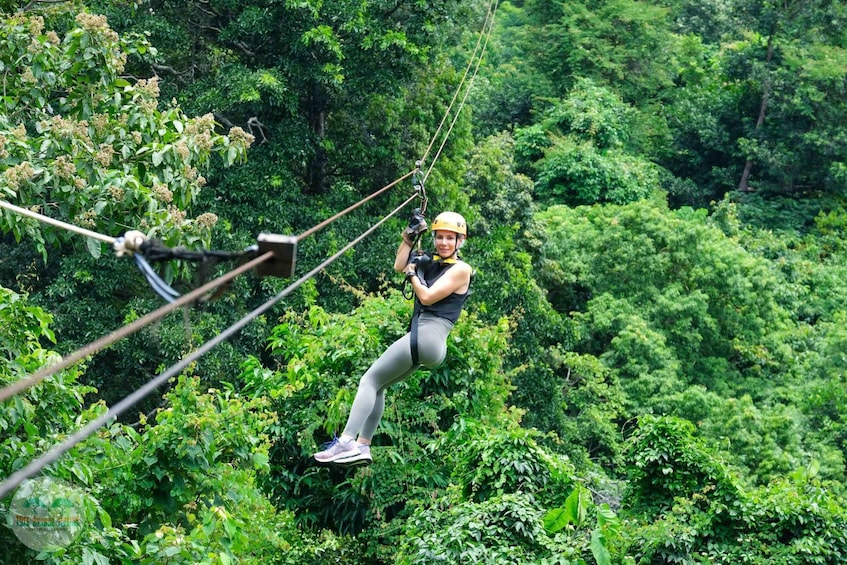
[397,490,550,564]
[623,415,740,519]
[534,139,658,206]
[628,462,847,564]
[396,415,578,564]
[438,415,575,505]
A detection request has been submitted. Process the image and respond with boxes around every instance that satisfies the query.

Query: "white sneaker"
[334,445,373,467]
[314,436,360,463]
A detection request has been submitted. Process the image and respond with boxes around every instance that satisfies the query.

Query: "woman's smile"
[435,232,457,255]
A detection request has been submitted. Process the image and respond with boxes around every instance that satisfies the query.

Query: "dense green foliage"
[3,0,847,563]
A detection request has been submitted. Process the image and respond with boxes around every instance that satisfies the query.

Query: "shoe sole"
[314,454,358,464]
[333,454,373,467]
[314,449,361,464]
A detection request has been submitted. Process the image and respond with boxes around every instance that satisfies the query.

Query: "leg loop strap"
[410,313,420,366]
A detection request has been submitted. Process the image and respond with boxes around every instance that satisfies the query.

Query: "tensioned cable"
[0,167,420,403]
[419,0,498,182]
[296,170,415,241]
[418,0,496,170]
[0,251,274,404]
[0,193,418,499]
[423,1,497,184]
[0,200,116,244]
[425,35,495,182]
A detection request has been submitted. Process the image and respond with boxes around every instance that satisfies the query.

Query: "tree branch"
[196,0,221,18]
[150,63,196,85]
[213,112,235,130]
[247,117,268,144]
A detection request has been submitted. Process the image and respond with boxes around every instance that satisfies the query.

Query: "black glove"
[409,252,432,268]
[403,208,428,242]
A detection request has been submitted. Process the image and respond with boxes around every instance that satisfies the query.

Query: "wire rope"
[419,0,498,184]
[423,2,497,184]
[417,0,496,171]
[0,200,115,244]
[0,193,417,499]
[295,170,415,242]
[0,251,274,404]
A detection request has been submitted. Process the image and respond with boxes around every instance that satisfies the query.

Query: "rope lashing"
[114,230,261,303]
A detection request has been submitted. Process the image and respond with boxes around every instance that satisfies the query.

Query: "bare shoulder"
[454,261,473,277]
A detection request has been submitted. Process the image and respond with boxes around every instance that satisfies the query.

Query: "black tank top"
[412,260,470,324]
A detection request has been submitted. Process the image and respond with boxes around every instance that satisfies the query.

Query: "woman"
[314,211,473,466]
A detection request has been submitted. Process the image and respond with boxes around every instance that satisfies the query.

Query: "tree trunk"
[738,35,775,192]
[306,112,327,195]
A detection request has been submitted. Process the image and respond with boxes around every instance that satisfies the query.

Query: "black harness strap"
[410,312,420,365]
[408,261,455,366]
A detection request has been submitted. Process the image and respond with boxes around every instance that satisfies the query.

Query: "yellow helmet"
[430,211,467,236]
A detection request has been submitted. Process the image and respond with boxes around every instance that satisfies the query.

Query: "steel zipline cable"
[0,193,417,500]
[0,199,116,244]
[296,170,415,241]
[419,0,498,184]
[0,171,417,405]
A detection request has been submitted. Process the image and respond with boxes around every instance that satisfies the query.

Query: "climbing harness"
[407,255,459,365]
[402,207,469,365]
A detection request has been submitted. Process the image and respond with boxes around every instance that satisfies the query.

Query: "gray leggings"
[343,314,454,440]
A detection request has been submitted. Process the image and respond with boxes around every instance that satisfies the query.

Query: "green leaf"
[564,484,589,528]
[162,546,181,557]
[542,506,571,534]
[86,237,102,259]
[71,461,93,484]
[252,451,269,469]
[225,145,238,166]
[98,507,112,529]
[591,528,612,565]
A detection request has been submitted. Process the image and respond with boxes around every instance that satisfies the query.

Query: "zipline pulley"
[411,160,428,215]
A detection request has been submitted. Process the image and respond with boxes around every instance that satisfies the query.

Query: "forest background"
[2,0,847,563]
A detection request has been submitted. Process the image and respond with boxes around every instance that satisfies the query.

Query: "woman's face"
[434,230,462,255]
